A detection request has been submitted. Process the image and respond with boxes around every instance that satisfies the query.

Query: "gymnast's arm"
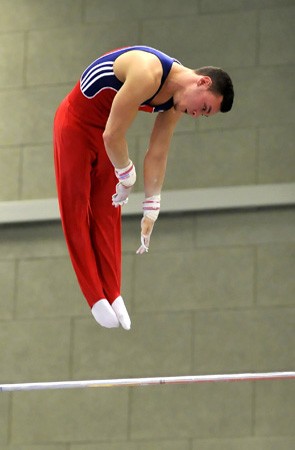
[138,108,182,243]
[144,107,182,197]
[103,53,162,169]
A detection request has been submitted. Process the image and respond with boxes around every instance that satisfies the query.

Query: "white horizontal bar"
[0,183,294,224]
[1,372,294,392]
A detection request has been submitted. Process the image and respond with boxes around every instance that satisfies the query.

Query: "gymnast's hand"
[136,195,161,254]
[112,160,136,207]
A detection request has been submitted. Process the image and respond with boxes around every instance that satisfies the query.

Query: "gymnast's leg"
[53,99,120,328]
[89,131,131,330]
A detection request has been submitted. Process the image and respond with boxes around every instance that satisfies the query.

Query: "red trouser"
[53,97,121,308]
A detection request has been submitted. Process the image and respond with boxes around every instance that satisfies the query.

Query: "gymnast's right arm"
[103,53,162,206]
[103,54,161,169]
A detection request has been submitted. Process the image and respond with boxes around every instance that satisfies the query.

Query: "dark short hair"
[194,66,234,113]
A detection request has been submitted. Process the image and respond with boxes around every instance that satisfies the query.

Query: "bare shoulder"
[155,107,182,130]
[114,50,163,84]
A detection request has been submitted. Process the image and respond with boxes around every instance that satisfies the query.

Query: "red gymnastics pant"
[53,97,121,309]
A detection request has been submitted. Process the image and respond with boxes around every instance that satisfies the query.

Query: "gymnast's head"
[173,66,234,118]
[194,66,234,113]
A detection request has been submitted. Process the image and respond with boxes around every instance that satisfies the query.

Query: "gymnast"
[53,45,234,330]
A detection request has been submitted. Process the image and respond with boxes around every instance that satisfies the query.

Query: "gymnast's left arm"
[136,108,182,254]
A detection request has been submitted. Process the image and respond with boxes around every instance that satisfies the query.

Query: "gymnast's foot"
[91,299,120,328]
[111,296,131,330]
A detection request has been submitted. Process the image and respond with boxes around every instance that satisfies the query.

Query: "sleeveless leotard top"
[67,45,181,127]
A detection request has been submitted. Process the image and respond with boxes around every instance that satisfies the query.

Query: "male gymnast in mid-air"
[53,45,234,330]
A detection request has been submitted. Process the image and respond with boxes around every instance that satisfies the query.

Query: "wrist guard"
[143,195,161,221]
[115,160,136,187]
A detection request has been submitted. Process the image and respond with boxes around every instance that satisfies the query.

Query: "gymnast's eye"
[201,104,208,117]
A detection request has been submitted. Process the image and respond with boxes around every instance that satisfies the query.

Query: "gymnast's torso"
[67,45,181,127]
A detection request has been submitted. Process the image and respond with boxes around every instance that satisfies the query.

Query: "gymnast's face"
[174,76,223,118]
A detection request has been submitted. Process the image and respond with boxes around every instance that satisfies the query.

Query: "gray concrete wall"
[0,0,294,449]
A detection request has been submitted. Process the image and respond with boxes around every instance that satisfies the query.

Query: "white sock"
[111,296,131,330]
[91,299,120,328]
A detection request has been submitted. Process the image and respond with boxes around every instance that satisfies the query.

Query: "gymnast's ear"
[197,76,212,88]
